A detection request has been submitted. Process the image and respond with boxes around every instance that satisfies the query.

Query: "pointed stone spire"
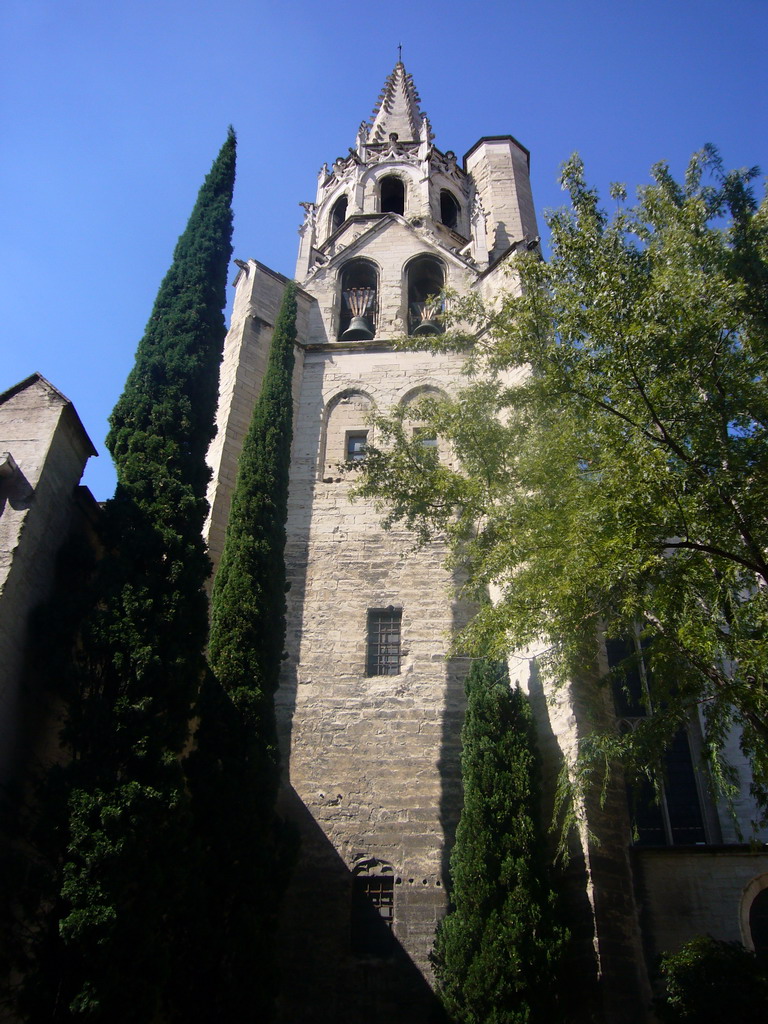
[367,62,426,145]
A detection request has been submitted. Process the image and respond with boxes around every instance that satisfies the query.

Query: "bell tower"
[205,61,540,1024]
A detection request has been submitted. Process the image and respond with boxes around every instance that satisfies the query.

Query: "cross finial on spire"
[366,58,425,144]
[397,42,402,62]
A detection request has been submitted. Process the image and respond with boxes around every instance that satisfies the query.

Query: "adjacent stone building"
[0,374,97,785]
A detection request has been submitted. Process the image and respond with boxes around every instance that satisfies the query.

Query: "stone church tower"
[204,61,539,1023]
[1,58,766,1024]
[203,60,768,1024]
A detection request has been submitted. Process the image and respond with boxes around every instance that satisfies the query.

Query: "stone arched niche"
[440,188,461,231]
[321,389,375,478]
[400,385,449,461]
[741,872,768,954]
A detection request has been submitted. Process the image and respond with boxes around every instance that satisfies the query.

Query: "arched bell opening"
[380,175,405,215]
[439,189,461,231]
[406,255,445,336]
[330,194,348,235]
[339,259,378,341]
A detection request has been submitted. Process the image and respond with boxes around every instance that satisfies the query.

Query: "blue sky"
[2,0,766,499]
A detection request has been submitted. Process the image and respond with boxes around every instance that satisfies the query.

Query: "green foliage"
[3,129,236,1022]
[357,147,768,814]
[656,936,768,1022]
[182,282,298,1020]
[208,280,297,708]
[432,660,568,1024]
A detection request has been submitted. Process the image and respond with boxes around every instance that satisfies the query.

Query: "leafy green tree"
[656,936,768,1023]
[181,282,298,1020]
[432,659,568,1024]
[3,129,236,1022]
[357,146,768,810]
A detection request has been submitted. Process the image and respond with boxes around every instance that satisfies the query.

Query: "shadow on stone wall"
[274,787,447,1024]
[526,659,602,1021]
[437,587,472,898]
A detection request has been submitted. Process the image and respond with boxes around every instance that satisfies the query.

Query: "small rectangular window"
[346,432,368,462]
[413,426,438,450]
[367,608,402,676]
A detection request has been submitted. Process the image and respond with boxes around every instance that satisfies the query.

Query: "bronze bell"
[412,318,441,336]
[341,315,374,341]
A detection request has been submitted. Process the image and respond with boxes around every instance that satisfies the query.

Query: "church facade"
[202,61,768,1023]
[204,61,545,1023]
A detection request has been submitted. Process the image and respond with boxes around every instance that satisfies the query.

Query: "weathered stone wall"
[634,847,768,964]
[465,137,539,262]
[0,376,95,782]
[274,343,473,1022]
[512,648,654,1024]
[513,636,768,1022]
[710,720,768,844]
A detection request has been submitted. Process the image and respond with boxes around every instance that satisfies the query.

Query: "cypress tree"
[5,130,236,1022]
[182,281,298,1020]
[207,279,298,718]
[432,660,568,1024]
[103,125,237,760]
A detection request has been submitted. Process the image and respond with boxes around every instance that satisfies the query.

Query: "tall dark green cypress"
[432,660,568,1024]
[208,279,298,718]
[7,130,236,1023]
[103,125,237,759]
[182,281,298,1020]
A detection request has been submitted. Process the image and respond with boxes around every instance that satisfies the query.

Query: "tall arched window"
[339,259,378,340]
[330,195,348,234]
[606,637,707,846]
[440,189,461,231]
[380,175,405,215]
[406,255,445,336]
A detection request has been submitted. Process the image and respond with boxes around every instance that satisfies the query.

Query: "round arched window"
[330,195,348,234]
[380,175,405,215]
[440,189,461,231]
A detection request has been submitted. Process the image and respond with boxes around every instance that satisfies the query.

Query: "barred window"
[367,608,402,676]
[351,860,395,958]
